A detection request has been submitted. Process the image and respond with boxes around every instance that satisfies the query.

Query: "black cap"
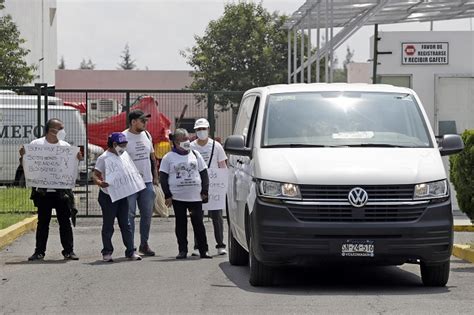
[128,109,151,122]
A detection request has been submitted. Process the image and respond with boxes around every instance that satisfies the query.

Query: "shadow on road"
[219,261,452,295]
[5,259,68,265]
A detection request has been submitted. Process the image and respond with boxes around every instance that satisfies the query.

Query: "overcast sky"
[57,0,473,70]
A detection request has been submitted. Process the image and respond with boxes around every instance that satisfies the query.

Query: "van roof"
[245,83,413,96]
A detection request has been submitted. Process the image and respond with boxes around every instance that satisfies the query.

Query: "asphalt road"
[1,218,473,314]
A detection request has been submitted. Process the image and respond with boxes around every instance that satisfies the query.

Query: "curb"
[452,244,474,264]
[0,216,37,250]
[454,225,474,232]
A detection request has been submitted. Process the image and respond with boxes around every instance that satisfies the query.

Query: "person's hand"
[153,178,159,186]
[98,180,109,188]
[165,198,172,207]
[19,146,25,157]
[76,151,84,161]
[201,192,209,203]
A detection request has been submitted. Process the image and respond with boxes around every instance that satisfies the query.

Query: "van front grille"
[288,204,426,222]
[299,185,414,200]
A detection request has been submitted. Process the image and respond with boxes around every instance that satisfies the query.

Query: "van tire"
[228,226,248,266]
[249,237,274,286]
[420,261,450,287]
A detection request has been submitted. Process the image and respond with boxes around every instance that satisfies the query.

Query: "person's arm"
[159,171,173,207]
[92,169,109,188]
[199,169,209,197]
[217,160,227,168]
[150,153,159,184]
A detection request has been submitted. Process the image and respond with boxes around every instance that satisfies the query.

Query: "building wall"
[2,0,57,85]
[371,31,474,130]
[347,62,372,84]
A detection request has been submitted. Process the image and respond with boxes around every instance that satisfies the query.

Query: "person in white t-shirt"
[19,118,83,261]
[159,128,211,259]
[92,132,142,262]
[123,110,158,256]
[190,118,228,256]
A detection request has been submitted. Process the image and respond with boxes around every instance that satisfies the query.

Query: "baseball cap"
[109,132,128,144]
[128,109,151,122]
[194,118,210,129]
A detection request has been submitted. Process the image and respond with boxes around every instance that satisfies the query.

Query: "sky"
[57,0,474,71]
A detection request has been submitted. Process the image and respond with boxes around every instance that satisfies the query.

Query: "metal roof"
[284,0,474,29]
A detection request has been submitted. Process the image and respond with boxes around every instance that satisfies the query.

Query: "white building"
[1,0,57,85]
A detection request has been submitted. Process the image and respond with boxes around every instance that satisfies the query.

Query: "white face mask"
[179,140,191,152]
[115,146,126,156]
[196,130,208,140]
[56,129,66,141]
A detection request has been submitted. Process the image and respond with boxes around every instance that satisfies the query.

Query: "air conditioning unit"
[88,99,120,122]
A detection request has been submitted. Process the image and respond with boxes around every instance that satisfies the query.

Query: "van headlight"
[414,180,448,199]
[258,180,301,199]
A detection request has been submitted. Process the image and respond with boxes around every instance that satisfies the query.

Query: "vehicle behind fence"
[0,85,243,216]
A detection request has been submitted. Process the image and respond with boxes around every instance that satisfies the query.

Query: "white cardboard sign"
[23,144,79,189]
[105,151,146,202]
[203,168,228,211]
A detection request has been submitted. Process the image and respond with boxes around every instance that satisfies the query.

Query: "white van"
[224,83,464,287]
[0,103,88,184]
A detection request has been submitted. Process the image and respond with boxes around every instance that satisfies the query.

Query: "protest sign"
[23,144,79,189]
[105,151,146,202]
[203,168,228,211]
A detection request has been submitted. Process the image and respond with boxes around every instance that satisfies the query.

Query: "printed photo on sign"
[23,144,79,189]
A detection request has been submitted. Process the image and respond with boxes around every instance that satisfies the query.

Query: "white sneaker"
[103,254,113,262]
[191,249,200,257]
[217,248,227,255]
[127,252,142,261]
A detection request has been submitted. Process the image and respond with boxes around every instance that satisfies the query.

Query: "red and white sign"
[402,42,448,65]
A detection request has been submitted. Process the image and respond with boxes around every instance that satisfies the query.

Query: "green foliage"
[0,0,36,85]
[0,187,35,213]
[58,55,66,69]
[449,129,474,220]
[118,43,136,70]
[79,58,95,70]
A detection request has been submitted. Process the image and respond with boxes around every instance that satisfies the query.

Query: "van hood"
[254,148,446,185]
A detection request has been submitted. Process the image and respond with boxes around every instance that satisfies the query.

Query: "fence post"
[34,83,43,137]
[85,91,89,217]
[125,92,131,128]
[207,92,215,138]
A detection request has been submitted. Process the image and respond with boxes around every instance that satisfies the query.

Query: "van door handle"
[236,159,244,164]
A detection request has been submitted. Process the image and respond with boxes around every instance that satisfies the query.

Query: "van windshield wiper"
[343,143,411,148]
[264,144,328,148]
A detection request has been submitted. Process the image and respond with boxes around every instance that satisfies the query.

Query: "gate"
[0,85,243,216]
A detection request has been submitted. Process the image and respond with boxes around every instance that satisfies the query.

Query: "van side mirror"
[439,134,464,156]
[224,135,252,157]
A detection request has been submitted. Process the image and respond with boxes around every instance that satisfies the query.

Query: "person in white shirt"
[92,132,142,262]
[19,118,82,261]
[190,118,228,256]
[123,110,158,256]
[159,128,211,259]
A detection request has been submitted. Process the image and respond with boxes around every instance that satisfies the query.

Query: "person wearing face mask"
[19,118,83,261]
[92,132,142,262]
[190,118,228,256]
[159,128,212,259]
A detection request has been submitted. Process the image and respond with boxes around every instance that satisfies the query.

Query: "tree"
[58,55,66,69]
[118,43,136,70]
[0,0,36,85]
[79,58,95,70]
[343,45,355,75]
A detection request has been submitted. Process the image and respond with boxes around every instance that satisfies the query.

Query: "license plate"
[341,240,374,257]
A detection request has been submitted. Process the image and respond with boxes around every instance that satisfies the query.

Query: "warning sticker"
[402,42,448,65]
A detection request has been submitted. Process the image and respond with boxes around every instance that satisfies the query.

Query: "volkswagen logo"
[348,187,368,208]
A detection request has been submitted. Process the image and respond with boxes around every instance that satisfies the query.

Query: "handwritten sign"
[23,144,79,189]
[105,151,146,202]
[203,168,228,211]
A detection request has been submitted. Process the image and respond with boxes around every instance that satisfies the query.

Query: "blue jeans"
[98,190,134,257]
[128,182,155,247]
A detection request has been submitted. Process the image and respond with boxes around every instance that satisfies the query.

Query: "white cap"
[194,118,210,129]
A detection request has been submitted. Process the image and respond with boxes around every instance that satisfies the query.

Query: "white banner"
[203,168,228,211]
[105,151,146,203]
[23,144,79,189]
[402,42,449,65]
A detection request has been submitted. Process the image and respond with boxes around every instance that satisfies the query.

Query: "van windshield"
[263,92,432,148]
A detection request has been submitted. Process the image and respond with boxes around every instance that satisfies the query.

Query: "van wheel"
[228,226,248,266]
[249,237,274,286]
[420,261,450,287]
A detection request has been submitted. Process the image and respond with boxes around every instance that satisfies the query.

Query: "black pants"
[172,200,208,254]
[194,210,226,249]
[34,192,74,255]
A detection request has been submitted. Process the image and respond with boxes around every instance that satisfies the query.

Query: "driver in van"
[19,118,83,261]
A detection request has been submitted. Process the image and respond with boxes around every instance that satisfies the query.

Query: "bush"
[449,129,474,221]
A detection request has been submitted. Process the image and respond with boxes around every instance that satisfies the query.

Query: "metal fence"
[0,85,243,216]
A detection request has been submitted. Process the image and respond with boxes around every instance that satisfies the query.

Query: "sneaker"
[127,252,142,261]
[102,254,113,262]
[28,253,44,261]
[176,251,187,259]
[200,252,213,259]
[139,244,155,257]
[63,252,79,260]
[217,248,227,255]
[191,249,200,257]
